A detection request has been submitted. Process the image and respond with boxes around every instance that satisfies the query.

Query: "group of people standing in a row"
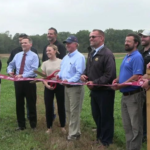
[5,27,150,150]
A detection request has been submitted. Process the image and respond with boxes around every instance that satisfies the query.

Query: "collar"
[68,49,78,57]
[47,40,58,46]
[143,47,150,53]
[24,50,31,55]
[127,49,138,57]
[95,44,104,53]
[53,40,58,45]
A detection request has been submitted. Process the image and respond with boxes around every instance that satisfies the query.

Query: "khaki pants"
[121,91,144,150]
[65,86,84,137]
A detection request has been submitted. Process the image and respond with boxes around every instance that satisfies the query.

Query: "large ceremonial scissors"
[31,70,60,89]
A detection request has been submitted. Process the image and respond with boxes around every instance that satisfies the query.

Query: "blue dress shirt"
[58,50,85,82]
[7,50,39,77]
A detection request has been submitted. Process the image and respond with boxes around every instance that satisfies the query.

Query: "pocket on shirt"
[68,63,76,73]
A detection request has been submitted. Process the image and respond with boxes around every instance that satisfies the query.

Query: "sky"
[0,0,150,36]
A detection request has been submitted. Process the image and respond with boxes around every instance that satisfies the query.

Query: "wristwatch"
[148,80,150,86]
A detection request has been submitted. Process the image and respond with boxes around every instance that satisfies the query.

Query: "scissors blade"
[34,70,47,78]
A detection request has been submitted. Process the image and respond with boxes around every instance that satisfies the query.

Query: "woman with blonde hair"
[41,45,66,134]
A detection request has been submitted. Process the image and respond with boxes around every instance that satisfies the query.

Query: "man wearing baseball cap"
[58,35,85,141]
[139,29,150,142]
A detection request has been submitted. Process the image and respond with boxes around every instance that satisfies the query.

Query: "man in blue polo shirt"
[112,33,144,150]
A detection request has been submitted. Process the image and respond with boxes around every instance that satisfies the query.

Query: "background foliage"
[0,29,143,54]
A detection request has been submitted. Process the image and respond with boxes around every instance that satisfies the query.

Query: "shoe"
[15,127,26,131]
[46,129,52,134]
[76,134,80,140]
[61,128,66,134]
[67,134,80,141]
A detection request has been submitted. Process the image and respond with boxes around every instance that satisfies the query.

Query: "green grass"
[0,58,147,150]
[0,59,42,150]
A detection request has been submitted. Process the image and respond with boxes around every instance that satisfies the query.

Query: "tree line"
[0,29,143,54]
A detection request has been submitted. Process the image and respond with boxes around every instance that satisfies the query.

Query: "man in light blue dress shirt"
[58,35,85,141]
[7,37,39,131]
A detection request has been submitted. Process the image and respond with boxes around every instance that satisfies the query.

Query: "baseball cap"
[63,35,78,43]
[139,30,150,36]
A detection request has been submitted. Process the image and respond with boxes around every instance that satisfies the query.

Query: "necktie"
[19,53,26,74]
[91,50,96,57]
[90,50,96,61]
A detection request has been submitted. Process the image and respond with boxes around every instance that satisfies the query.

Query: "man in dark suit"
[7,34,40,120]
[81,29,116,149]
[7,37,39,130]
[7,34,40,66]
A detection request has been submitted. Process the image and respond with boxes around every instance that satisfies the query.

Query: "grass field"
[0,55,147,150]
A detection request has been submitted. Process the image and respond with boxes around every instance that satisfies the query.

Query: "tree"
[76,30,90,53]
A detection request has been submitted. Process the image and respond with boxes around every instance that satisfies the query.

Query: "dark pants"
[26,103,29,119]
[14,82,30,120]
[142,91,147,139]
[44,84,65,128]
[14,81,37,128]
[91,90,115,146]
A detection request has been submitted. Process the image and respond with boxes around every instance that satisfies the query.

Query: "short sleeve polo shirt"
[119,50,144,93]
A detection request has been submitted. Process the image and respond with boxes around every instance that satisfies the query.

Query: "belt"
[123,88,143,96]
[65,85,81,88]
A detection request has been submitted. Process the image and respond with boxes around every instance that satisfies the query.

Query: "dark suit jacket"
[84,46,116,90]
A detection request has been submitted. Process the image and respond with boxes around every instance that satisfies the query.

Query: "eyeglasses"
[89,36,101,39]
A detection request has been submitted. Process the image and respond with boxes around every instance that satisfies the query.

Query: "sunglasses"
[89,36,101,39]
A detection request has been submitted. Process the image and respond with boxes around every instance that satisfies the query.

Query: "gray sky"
[0,0,149,36]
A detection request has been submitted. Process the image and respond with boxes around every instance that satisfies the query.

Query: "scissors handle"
[48,82,57,89]
[47,70,60,89]
[47,70,60,80]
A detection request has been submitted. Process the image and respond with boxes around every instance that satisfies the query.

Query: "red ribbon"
[0,74,143,87]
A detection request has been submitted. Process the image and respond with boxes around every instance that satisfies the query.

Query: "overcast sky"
[0,0,149,36]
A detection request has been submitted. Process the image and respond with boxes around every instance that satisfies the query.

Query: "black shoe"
[15,127,26,131]
[67,134,80,141]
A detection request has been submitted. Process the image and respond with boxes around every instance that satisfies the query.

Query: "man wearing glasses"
[81,29,116,149]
